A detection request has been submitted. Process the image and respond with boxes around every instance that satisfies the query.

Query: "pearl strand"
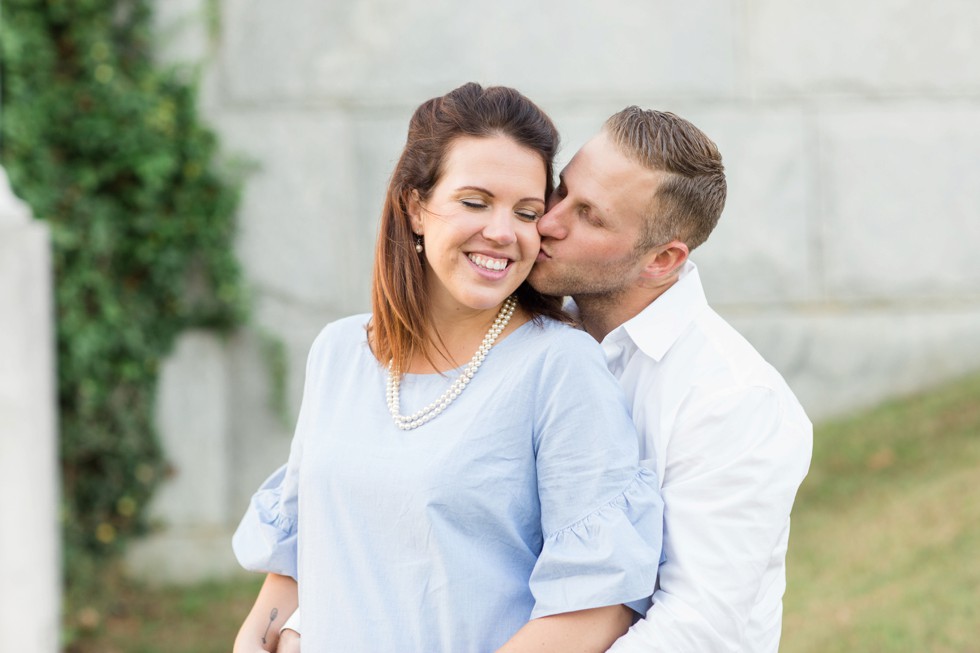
[386,296,517,431]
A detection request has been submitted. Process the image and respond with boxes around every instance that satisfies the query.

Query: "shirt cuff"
[280,607,301,635]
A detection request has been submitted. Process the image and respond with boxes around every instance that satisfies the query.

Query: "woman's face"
[411,135,547,319]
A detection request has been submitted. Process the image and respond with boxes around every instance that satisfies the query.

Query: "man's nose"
[537,201,568,240]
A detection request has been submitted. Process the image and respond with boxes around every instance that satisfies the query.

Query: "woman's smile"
[466,251,512,274]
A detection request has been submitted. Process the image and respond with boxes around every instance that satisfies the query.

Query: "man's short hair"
[604,107,727,252]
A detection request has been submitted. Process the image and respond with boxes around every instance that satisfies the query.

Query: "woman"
[232,83,663,652]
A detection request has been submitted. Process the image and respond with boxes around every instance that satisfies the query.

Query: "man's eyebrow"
[557,173,592,210]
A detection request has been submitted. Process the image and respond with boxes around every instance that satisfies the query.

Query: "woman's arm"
[496,605,633,653]
[233,573,298,653]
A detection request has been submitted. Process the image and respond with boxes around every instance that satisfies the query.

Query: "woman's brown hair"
[370,83,566,372]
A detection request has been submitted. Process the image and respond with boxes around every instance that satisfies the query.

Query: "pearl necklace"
[386,296,517,431]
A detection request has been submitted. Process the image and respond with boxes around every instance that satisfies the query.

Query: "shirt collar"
[605,260,707,362]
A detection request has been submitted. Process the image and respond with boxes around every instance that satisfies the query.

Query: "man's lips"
[536,249,552,262]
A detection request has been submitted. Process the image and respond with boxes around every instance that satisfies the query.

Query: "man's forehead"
[562,134,652,189]
[563,132,638,178]
[558,137,603,189]
[560,133,665,217]
[565,132,607,169]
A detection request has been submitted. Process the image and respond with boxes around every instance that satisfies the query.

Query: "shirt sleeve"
[231,461,299,578]
[280,607,301,635]
[608,384,812,652]
[231,327,327,580]
[527,331,665,619]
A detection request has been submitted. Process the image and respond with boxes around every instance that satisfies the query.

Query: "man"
[528,107,812,652]
[276,107,811,652]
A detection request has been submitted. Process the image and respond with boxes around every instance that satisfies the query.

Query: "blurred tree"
[0,0,247,606]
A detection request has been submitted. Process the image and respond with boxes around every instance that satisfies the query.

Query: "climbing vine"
[0,0,247,597]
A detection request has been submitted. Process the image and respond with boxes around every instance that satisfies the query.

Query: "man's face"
[529,130,664,299]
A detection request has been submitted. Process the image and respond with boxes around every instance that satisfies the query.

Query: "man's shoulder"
[617,260,806,414]
[628,302,811,470]
[626,298,757,371]
[630,300,802,409]
[688,305,773,378]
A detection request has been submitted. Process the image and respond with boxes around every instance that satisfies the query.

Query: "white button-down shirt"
[603,261,813,653]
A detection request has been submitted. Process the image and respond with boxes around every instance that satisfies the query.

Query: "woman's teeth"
[468,253,509,271]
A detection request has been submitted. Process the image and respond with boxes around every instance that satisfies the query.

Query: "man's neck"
[574,276,679,342]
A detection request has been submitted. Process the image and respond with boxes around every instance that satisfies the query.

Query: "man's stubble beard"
[529,247,645,305]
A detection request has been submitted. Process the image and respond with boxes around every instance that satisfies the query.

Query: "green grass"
[781,373,980,653]
[66,373,980,652]
[64,572,262,652]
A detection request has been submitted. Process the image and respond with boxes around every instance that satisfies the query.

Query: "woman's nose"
[482,209,517,244]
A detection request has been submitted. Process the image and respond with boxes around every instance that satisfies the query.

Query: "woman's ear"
[407,189,424,234]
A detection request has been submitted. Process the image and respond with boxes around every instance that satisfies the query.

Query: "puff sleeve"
[527,329,664,618]
[231,327,325,579]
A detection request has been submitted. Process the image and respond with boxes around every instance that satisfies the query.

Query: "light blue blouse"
[233,314,663,652]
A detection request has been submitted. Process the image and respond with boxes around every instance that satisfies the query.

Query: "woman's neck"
[407,300,530,374]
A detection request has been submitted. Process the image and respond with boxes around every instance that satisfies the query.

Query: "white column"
[0,167,60,652]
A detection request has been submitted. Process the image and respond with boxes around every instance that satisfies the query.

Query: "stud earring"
[414,235,424,254]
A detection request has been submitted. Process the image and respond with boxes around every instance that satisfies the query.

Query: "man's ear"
[640,240,689,281]
[407,189,424,234]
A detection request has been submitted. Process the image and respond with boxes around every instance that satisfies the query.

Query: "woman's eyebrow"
[455,186,544,204]
[455,185,494,197]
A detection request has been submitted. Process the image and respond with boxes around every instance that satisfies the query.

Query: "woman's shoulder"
[308,313,372,359]
[319,312,371,334]
[500,316,613,386]
[518,315,601,357]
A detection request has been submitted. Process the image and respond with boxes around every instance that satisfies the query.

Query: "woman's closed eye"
[461,198,540,221]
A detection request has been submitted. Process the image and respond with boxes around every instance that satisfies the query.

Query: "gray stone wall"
[129,0,980,581]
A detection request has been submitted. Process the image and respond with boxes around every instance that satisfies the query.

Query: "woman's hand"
[232,573,298,653]
[495,605,633,653]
